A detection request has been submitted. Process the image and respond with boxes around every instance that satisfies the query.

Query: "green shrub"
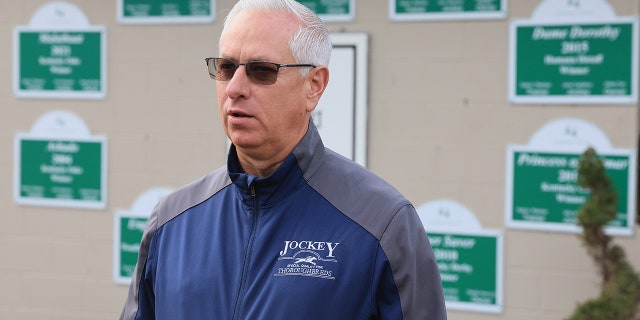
[566,147,640,320]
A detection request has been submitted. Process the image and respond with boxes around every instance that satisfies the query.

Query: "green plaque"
[391,0,506,21]
[510,19,638,104]
[118,0,214,24]
[113,188,172,284]
[15,136,107,209]
[116,215,148,282]
[506,146,636,235]
[14,28,106,99]
[297,0,354,21]
[428,230,503,313]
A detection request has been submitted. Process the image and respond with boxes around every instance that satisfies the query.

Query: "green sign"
[115,215,148,283]
[507,147,635,235]
[510,19,638,104]
[118,0,214,24]
[428,230,503,313]
[15,136,107,209]
[113,188,172,284]
[391,0,506,21]
[14,29,106,99]
[297,0,353,21]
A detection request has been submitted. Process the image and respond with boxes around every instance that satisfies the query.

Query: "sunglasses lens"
[206,58,282,85]
[210,58,237,81]
[246,62,279,85]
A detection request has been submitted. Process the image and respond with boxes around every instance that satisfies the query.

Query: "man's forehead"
[219,11,299,61]
[222,9,300,42]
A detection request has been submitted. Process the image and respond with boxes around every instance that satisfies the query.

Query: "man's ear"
[306,66,329,112]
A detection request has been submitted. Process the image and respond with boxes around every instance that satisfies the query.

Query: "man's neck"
[236,153,285,178]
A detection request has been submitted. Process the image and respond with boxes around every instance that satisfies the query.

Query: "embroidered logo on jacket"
[274,240,339,280]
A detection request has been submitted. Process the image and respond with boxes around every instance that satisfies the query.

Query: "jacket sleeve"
[119,207,159,320]
[378,204,447,319]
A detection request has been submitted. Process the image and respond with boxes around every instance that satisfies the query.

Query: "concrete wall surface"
[0,0,638,319]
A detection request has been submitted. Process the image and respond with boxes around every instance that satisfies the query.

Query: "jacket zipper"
[232,182,259,320]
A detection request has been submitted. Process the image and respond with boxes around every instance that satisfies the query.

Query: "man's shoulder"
[153,166,230,227]
[320,149,405,199]
[309,149,412,240]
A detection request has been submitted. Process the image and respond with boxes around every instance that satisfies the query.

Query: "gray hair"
[219,0,332,70]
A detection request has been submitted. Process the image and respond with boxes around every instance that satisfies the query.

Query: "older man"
[119,0,446,319]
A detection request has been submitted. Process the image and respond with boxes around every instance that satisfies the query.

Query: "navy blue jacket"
[120,122,446,319]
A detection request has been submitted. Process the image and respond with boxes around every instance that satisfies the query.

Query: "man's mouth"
[228,109,251,118]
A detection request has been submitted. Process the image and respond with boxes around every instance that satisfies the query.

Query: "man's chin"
[230,137,262,150]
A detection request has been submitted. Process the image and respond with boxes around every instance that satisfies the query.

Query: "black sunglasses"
[205,57,316,85]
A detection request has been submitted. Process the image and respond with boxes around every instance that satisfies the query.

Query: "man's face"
[217,10,313,160]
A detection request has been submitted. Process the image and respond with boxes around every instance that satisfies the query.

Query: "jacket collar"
[227,120,325,207]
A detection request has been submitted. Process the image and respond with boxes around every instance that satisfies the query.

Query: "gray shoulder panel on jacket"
[155,166,230,227]
[305,149,409,240]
